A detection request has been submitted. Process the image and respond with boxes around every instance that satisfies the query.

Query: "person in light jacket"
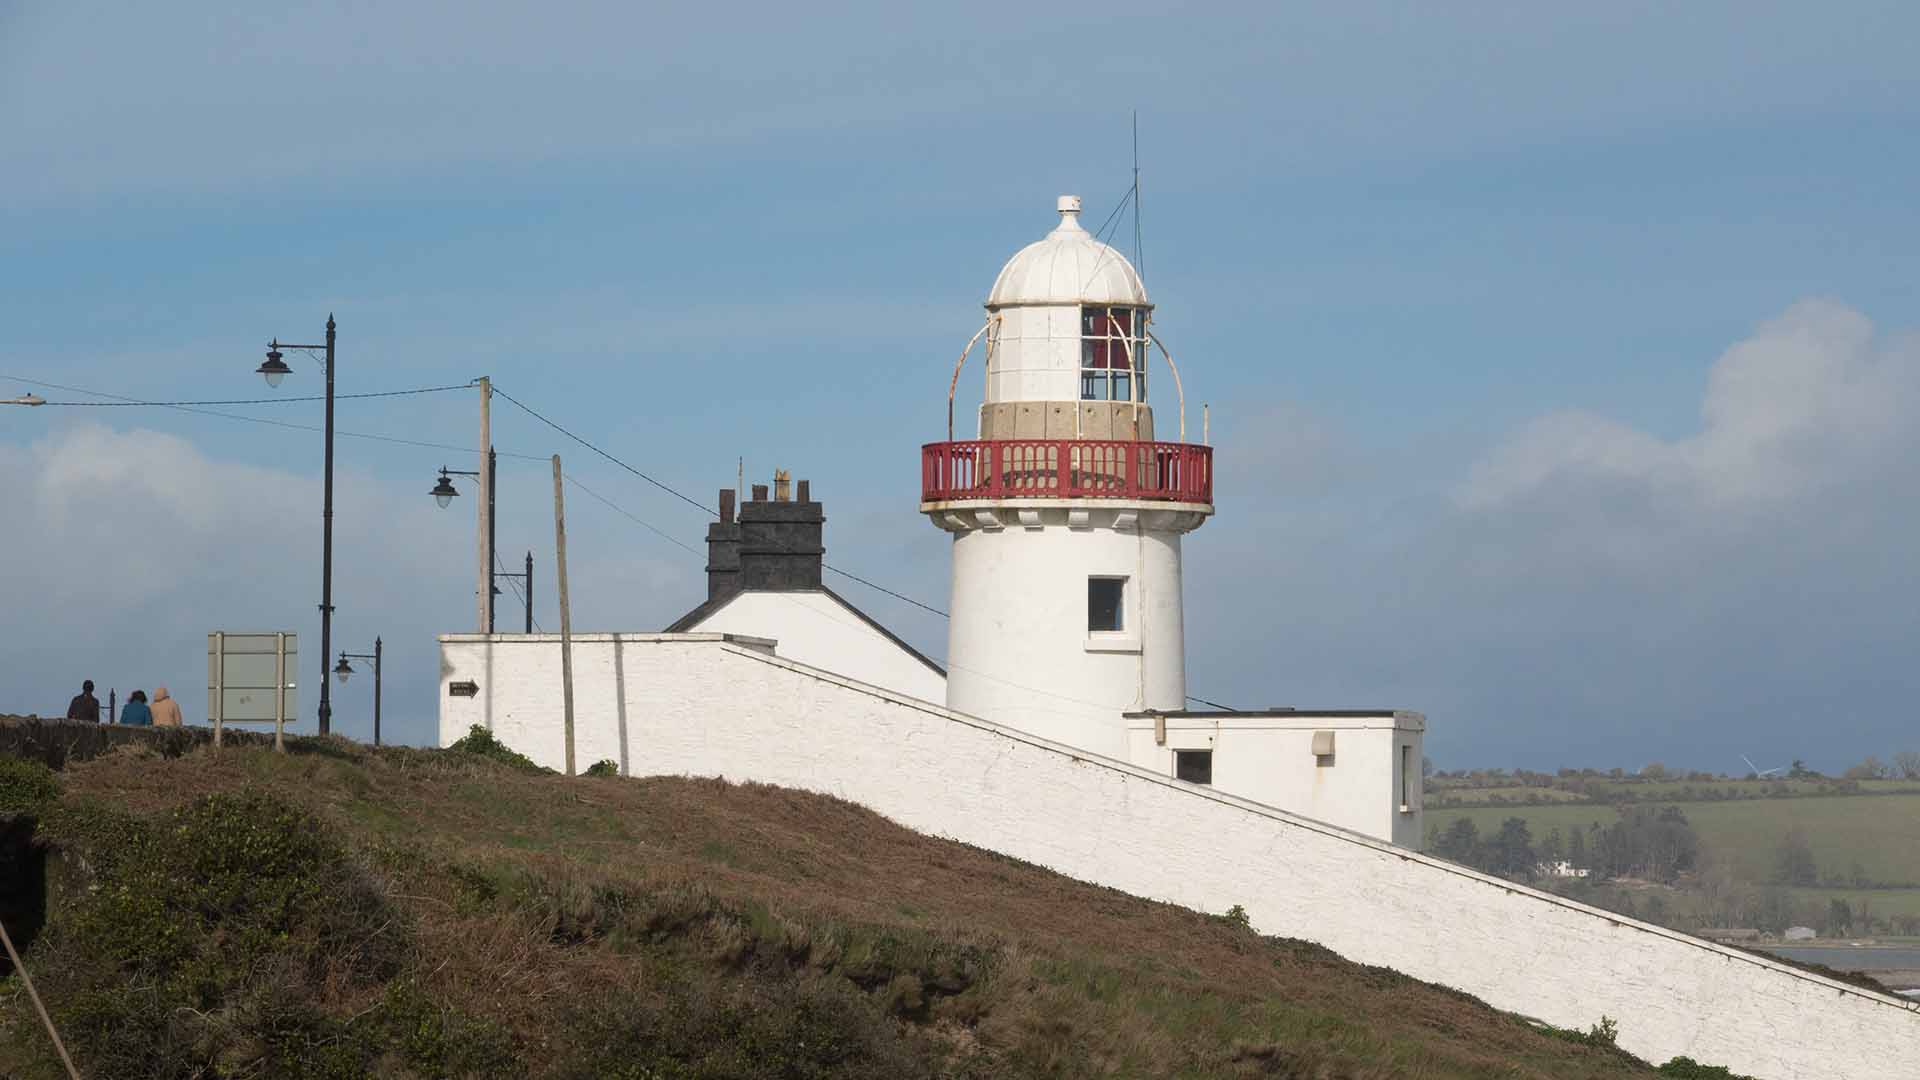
[150,686,183,728]
[118,689,152,726]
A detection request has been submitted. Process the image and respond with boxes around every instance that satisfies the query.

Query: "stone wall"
[439,634,1920,1080]
[1,715,284,770]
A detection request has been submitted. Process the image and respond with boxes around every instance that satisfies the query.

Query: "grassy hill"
[0,734,1716,1079]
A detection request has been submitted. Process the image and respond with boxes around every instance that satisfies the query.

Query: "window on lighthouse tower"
[1088,576,1126,632]
[1081,307,1148,402]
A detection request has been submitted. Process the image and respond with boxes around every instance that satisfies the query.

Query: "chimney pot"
[718,488,736,523]
[751,483,769,502]
[797,479,810,503]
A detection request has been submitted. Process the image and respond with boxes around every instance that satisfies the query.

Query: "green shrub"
[447,724,547,772]
[30,791,408,1077]
[584,758,620,777]
[0,755,59,813]
[1659,1057,1756,1079]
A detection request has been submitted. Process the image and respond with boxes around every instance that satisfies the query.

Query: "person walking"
[64,679,101,723]
[118,690,152,726]
[149,686,183,728]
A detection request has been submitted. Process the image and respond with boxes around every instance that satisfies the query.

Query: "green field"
[1429,778,1920,807]
[1441,794,1920,885]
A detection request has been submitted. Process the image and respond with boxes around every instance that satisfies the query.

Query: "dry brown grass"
[0,738,1671,1078]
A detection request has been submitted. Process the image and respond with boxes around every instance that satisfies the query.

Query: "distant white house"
[1785,926,1818,942]
[1540,860,1590,879]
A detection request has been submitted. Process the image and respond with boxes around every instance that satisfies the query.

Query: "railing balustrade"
[922,440,1212,504]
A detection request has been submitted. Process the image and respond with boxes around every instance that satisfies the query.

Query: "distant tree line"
[1425,806,1701,885]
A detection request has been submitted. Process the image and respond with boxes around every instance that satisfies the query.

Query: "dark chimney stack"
[706,477,824,601]
[705,488,743,600]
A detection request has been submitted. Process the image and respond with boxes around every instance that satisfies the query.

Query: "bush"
[447,724,547,772]
[584,759,620,777]
[1659,1056,1756,1079]
[30,791,412,1077]
[0,755,60,813]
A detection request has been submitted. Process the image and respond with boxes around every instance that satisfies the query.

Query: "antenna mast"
[1132,110,1144,283]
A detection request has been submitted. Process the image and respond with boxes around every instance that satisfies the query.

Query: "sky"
[2,2,1916,773]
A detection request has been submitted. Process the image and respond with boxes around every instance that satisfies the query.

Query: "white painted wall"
[1125,713,1425,847]
[678,589,945,704]
[937,507,1195,759]
[440,634,1920,1080]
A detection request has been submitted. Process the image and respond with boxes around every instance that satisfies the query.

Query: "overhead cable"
[489,385,719,517]
[0,374,476,407]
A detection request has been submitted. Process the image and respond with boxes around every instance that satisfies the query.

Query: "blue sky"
[3,2,1917,772]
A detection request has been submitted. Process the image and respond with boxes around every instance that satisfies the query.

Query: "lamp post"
[494,550,534,633]
[333,638,383,747]
[257,316,337,735]
[432,448,502,630]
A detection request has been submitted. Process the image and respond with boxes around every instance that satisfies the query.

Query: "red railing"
[922,440,1213,504]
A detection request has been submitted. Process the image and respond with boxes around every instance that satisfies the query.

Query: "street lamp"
[255,315,339,735]
[433,451,502,628]
[431,471,460,509]
[334,638,384,747]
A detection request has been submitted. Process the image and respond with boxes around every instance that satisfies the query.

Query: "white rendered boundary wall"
[440,634,1920,1079]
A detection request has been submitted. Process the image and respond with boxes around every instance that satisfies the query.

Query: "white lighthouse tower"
[922,195,1213,759]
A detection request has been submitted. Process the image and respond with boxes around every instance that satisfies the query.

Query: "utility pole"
[477,376,493,633]
[551,455,576,776]
[488,449,499,631]
[523,549,534,633]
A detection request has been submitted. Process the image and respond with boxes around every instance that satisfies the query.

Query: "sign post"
[208,632,298,751]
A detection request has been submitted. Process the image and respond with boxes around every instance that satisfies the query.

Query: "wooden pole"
[0,916,80,1080]
[212,632,223,748]
[551,455,576,776]
[273,631,287,753]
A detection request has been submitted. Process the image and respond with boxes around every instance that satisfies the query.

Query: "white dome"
[986,195,1150,309]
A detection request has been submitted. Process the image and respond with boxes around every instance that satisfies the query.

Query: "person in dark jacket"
[118,690,152,726]
[65,679,101,723]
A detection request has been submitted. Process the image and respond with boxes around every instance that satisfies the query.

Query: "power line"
[0,374,476,406]
[825,565,947,618]
[492,382,952,618]
[10,369,1232,707]
[489,385,718,517]
[0,372,546,460]
[563,473,705,560]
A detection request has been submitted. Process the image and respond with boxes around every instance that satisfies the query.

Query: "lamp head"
[257,347,291,388]
[431,471,459,509]
[333,655,353,683]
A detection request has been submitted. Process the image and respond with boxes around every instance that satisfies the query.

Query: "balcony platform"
[921,439,1213,506]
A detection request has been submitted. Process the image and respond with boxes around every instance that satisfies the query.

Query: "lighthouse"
[922,196,1213,759]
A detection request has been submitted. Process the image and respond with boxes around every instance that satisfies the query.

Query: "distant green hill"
[0,732,1709,1079]
[1444,795,1920,887]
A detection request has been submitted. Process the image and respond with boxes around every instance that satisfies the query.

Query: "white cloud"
[1188,299,1920,770]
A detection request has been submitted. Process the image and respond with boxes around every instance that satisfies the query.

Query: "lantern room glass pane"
[1080,305,1147,402]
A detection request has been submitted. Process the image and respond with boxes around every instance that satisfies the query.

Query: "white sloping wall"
[439,634,1920,1080]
